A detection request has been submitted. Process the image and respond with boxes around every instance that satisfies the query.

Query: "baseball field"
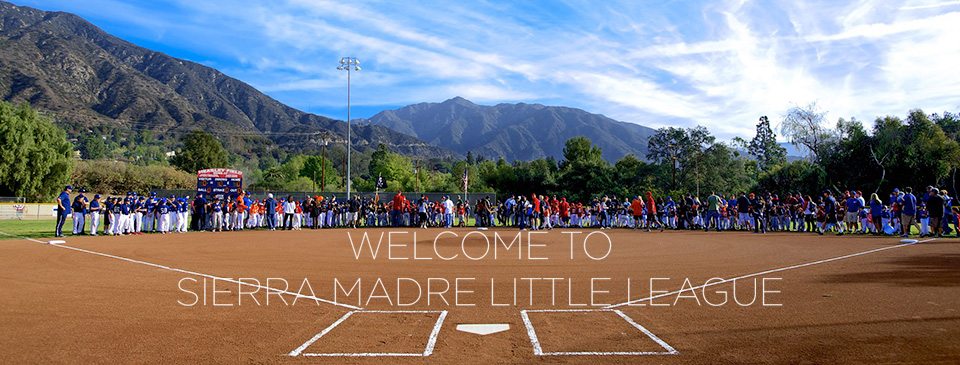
[1,227,957,364]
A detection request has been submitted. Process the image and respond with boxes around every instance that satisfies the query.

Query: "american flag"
[462,169,468,190]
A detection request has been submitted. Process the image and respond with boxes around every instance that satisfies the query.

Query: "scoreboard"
[197,168,243,200]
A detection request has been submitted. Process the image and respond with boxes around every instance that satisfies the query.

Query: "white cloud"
[20,0,960,139]
[900,0,960,10]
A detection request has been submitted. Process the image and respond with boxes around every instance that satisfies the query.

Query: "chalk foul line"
[0,229,361,311]
[605,238,935,309]
[288,310,448,357]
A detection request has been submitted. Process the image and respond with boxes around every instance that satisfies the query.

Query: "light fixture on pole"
[337,57,360,199]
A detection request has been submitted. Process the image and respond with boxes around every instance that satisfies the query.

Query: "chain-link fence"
[0,197,36,220]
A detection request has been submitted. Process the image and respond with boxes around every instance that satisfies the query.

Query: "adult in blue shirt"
[844,194,862,233]
[263,193,278,231]
[54,185,73,238]
[900,187,920,237]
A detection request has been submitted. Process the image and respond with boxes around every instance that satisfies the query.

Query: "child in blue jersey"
[130,196,143,234]
[211,199,223,232]
[177,198,189,233]
[119,197,132,235]
[157,199,171,234]
[89,195,102,236]
[145,193,158,232]
[72,189,88,235]
[104,197,114,235]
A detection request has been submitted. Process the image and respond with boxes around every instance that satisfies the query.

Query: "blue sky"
[10,0,960,140]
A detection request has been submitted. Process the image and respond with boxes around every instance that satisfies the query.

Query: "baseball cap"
[94,194,100,199]
[65,185,73,190]
[79,188,86,193]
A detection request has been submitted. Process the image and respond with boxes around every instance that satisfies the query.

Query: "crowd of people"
[54,184,960,239]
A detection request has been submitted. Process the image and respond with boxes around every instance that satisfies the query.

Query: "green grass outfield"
[0,218,486,241]
[0,219,58,240]
[0,218,942,241]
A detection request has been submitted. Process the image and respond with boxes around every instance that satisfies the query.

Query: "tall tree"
[557,137,611,202]
[0,101,74,202]
[646,126,714,190]
[170,130,228,173]
[748,116,786,171]
[562,136,604,168]
[368,143,415,191]
[905,109,960,186]
[78,135,107,160]
[780,102,834,162]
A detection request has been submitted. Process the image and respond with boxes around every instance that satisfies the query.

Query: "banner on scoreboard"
[197,168,243,200]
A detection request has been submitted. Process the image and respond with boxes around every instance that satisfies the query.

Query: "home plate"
[900,239,919,244]
[47,240,66,245]
[456,324,509,335]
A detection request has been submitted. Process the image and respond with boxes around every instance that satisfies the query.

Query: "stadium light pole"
[337,57,360,200]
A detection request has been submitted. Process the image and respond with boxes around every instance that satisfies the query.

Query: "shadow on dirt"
[823,254,960,287]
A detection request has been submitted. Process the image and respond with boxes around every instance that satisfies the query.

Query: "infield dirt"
[1,228,957,364]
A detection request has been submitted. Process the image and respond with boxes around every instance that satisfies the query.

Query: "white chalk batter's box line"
[520,309,678,356]
[287,310,448,357]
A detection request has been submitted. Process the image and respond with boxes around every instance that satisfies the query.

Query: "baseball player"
[143,192,156,232]
[89,194,102,236]
[72,188,88,235]
[157,198,171,234]
[55,185,73,238]
[131,194,143,234]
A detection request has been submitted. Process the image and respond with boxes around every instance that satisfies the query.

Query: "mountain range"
[362,97,657,161]
[0,1,456,158]
[0,1,658,163]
